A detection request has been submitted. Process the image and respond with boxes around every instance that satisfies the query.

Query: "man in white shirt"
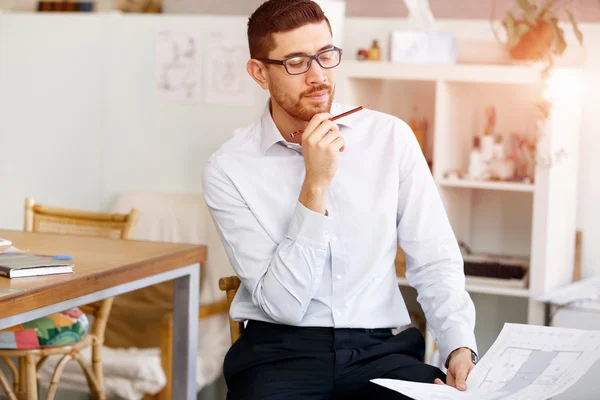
[202,0,478,398]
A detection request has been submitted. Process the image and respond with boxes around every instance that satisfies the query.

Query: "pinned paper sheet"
[155,29,202,103]
[372,323,600,400]
[204,32,255,105]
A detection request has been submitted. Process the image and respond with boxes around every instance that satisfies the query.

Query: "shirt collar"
[259,99,356,154]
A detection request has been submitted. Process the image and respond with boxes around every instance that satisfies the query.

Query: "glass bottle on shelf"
[368,40,381,61]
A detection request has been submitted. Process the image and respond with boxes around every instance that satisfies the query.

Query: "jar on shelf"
[367,40,381,61]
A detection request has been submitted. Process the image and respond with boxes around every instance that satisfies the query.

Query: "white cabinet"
[337,61,584,355]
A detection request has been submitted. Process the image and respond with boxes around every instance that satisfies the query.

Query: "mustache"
[301,84,331,97]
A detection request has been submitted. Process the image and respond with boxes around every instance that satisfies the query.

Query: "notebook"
[0,253,74,278]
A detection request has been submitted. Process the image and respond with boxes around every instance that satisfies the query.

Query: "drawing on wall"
[204,32,255,105]
[155,29,202,103]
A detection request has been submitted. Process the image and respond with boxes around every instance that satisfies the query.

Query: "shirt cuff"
[439,327,478,368]
[286,201,334,248]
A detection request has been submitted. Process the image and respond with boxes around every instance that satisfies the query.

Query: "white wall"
[0,15,107,227]
[1,14,599,281]
[0,14,267,229]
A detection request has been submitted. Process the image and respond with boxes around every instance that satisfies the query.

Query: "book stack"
[37,1,94,12]
[463,253,529,288]
[0,239,74,279]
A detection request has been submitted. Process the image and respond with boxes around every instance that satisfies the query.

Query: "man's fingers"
[446,371,455,388]
[434,378,446,385]
[319,125,342,146]
[306,120,338,146]
[329,136,345,153]
[302,113,333,140]
[454,363,470,391]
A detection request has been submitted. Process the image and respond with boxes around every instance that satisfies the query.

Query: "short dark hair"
[247,0,332,59]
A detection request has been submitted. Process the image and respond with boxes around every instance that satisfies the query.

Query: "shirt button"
[332,236,338,242]
[337,312,342,317]
[336,274,342,280]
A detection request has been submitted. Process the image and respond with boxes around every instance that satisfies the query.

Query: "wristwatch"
[470,349,479,364]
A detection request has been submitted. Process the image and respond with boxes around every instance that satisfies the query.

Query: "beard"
[270,83,334,122]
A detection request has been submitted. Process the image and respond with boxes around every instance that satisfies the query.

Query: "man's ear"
[247,59,269,90]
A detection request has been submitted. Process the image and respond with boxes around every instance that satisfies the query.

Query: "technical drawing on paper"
[475,348,582,397]
[155,29,202,103]
[466,323,600,400]
[371,323,600,400]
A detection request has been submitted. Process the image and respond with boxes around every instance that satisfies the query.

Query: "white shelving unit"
[337,60,583,354]
[437,178,535,193]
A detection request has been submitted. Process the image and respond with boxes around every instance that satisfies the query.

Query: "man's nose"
[305,59,327,85]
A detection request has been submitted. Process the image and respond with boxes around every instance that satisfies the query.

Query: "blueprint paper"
[372,323,600,400]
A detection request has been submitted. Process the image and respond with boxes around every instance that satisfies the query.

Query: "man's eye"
[287,57,305,67]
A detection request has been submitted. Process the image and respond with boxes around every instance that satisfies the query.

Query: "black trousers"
[223,320,446,399]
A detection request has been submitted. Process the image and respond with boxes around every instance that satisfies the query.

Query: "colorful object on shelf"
[408,109,428,154]
[367,40,381,61]
[468,136,486,180]
[508,133,535,183]
[356,49,369,61]
[453,105,536,184]
[484,105,497,136]
[0,308,89,349]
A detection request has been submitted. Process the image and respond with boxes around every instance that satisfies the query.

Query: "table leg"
[171,263,200,400]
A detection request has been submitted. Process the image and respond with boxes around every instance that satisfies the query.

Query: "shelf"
[397,276,530,298]
[438,178,535,193]
[340,61,579,84]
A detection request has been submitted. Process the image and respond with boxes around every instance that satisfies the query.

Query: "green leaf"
[539,6,556,22]
[550,20,567,56]
[567,10,584,45]
[517,0,538,24]
[516,0,535,14]
[515,22,530,41]
[506,12,518,47]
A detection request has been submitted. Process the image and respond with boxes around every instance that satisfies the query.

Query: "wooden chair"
[0,197,138,400]
[218,276,244,344]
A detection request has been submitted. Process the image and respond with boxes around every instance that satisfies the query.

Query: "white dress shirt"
[202,101,477,364]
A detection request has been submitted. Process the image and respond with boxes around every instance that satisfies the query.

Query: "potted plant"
[492,0,598,75]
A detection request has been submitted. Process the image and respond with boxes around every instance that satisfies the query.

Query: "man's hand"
[301,112,345,188]
[298,113,345,215]
[434,347,475,391]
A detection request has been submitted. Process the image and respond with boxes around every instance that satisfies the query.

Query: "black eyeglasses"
[258,47,343,75]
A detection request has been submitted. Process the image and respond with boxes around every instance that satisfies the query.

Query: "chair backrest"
[23,197,138,336]
[24,197,138,240]
[218,276,244,344]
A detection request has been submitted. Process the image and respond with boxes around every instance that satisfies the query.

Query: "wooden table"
[0,230,205,400]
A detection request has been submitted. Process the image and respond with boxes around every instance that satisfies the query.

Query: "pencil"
[290,106,364,138]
